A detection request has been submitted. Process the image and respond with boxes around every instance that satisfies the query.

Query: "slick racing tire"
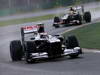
[10,40,23,61]
[54,16,60,23]
[66,35,81,58]
[83,11,91,23]
[53,16,60,28]
[67,35,79,49]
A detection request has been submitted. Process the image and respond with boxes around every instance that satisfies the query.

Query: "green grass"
[0,14,56,26]
[63,22,100,49]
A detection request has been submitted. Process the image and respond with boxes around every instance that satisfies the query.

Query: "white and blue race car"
[10,23,82,63]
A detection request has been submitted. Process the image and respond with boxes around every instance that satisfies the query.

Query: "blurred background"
[0,0,99,16]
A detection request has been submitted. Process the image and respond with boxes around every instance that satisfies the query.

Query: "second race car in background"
[53,6,91,28]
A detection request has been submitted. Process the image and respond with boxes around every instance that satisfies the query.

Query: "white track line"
[83,48,100,53]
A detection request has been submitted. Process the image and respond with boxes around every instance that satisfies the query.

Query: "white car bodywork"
[61,14,68,19]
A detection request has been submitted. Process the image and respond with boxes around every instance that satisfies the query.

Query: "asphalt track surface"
[1,2,100,75]
[0,19,100,75]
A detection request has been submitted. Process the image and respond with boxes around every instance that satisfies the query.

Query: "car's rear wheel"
[54,16,60,23]
[10,40,23,61]
[83,11,91,23]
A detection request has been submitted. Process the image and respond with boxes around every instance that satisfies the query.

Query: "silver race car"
[53,6,91,28]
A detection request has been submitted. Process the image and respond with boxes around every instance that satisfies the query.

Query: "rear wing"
[21,24,45,42]
[21,25,39,34]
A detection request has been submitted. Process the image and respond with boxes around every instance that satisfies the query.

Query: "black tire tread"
[83,11,91,23]
[67,35,79,49]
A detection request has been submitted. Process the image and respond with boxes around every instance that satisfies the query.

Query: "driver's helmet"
[37,23,45,33]
[40,33,48,38]
[69,6,75,11]
[69,6,76,15]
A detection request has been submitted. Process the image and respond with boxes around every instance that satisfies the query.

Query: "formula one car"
[53,6,91,28]
[10,23,82,63]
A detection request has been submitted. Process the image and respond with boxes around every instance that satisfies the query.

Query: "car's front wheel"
[67,35,79,49]
[53,16,60,28]
[66,35,82,58]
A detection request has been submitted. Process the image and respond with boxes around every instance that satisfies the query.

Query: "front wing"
[30,47,81,59]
